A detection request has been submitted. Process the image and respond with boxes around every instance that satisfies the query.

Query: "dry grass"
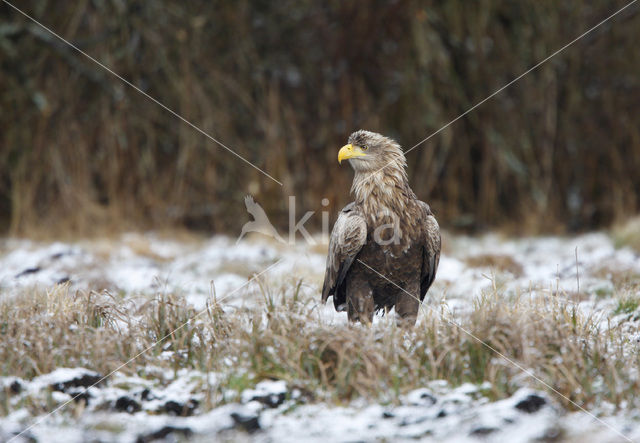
[1,280,639,417]
[0,286,204,380]
[590,265,640,291]
[464,254,524,277]
[613,216,640,253]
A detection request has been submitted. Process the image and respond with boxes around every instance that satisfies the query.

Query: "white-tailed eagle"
[322,130,441,324]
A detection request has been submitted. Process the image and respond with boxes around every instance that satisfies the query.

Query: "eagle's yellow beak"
[338,144,367,164]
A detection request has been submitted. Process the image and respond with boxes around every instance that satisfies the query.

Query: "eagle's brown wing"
[418,201,441,301]
[321,202,367,307]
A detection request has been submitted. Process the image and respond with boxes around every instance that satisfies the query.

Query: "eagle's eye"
[361,144,369,151]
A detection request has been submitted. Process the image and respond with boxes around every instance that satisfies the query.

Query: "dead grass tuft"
[590,265,640,290]
[0,285,136,379]
[465,254,524,277]
[0,285,228,381]
[613,216,640,253]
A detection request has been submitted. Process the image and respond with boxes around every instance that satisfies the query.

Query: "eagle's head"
[338,130,406,174]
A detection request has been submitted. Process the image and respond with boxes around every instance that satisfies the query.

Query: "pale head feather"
[345,130,415,218]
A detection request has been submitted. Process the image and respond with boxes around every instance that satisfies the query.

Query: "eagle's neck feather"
[351,163,415,224]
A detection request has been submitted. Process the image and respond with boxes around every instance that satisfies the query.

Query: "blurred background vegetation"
[1,0,639,236]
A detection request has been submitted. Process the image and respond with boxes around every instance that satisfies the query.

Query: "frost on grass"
[0,232,639,442]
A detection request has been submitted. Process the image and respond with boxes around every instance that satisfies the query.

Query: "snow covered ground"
[4,371,637,443]
[1,231,639,442]
[2,231,638,311]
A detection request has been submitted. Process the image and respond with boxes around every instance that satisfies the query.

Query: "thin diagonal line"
[8,259,284,443]
[370,0,638,177]
[356,258,632,442]
[2,0,283,186]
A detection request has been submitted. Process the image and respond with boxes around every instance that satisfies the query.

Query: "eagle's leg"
[346,275,374,324]
[395,283,420,326]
